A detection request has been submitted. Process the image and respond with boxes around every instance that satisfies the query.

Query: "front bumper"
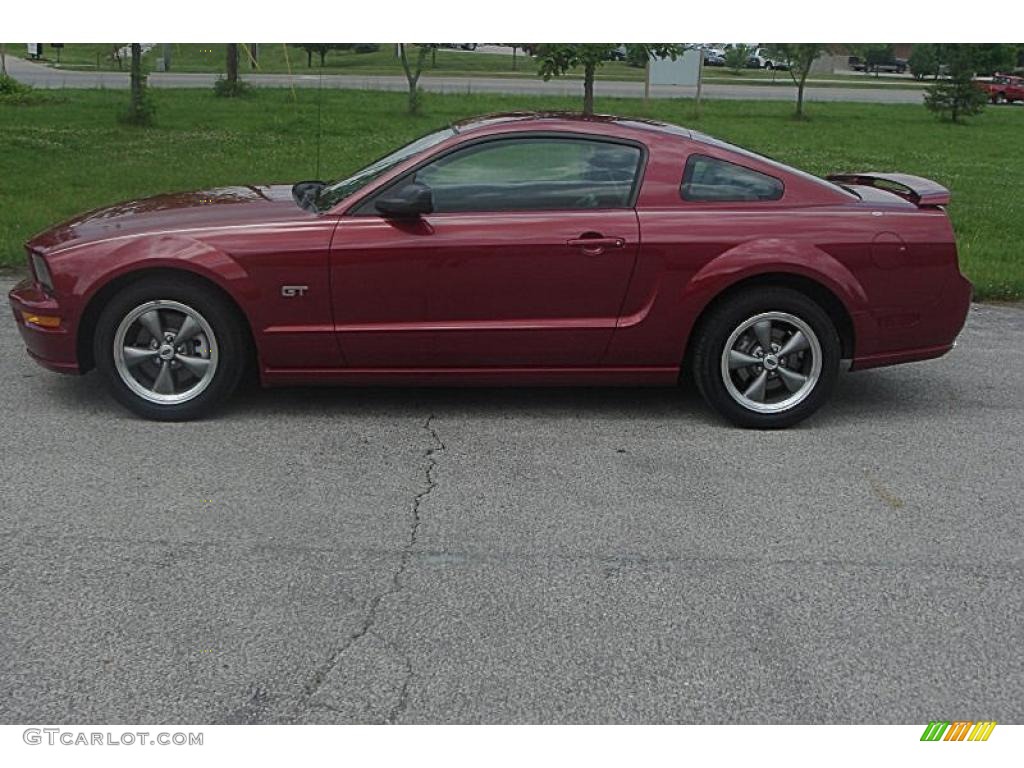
[8,279,80,374]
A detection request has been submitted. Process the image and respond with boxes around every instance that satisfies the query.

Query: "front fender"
[69,234,256,311]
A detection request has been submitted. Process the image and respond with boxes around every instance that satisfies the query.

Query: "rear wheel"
[691,288,841,429]
[93,276,248,421]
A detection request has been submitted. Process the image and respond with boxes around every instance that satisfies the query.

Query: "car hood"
[28,185,317,253]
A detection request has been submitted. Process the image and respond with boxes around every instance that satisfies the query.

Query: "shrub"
[214,77,249,98]
[353,44,380,54]
[119,87,156,126]
[725,44,752,74]
[0,74,37,104]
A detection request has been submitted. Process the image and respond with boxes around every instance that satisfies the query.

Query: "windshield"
[316,127,456,211]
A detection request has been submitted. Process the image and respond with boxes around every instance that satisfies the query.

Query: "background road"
[1,276,1022,723]
[5,54,926,104]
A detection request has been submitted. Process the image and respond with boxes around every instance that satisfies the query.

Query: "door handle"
[567,236,626,254]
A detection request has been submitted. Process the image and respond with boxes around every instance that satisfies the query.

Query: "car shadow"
[39,367,923,430]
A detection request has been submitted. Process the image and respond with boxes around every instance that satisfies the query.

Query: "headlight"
[29,251,54,293]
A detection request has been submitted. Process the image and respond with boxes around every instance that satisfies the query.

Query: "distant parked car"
[704,51,726,67]
[748,47,788,70]
[849,55,908,74]
[974,73,1024,103]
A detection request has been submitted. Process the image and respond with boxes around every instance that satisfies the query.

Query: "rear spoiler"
[825,172,950,206]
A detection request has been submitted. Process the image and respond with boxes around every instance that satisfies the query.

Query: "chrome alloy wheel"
[112,300,219,405]
[720,311,822,414]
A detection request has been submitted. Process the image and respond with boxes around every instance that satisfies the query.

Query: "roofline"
[450,112,694,140]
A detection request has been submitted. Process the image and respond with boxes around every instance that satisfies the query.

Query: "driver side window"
[376,137,642,214]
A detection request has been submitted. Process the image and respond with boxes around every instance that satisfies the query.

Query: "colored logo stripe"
[944,721,973,741]
[968,721,997,741]
[920,720,996,741]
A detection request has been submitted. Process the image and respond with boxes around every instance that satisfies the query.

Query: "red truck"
[974,73,1024,103]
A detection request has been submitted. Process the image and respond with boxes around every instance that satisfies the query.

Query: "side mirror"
[375,183,434,218]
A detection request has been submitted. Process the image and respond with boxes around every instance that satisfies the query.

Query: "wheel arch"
[681,272,857,376]
[76,266,257,374]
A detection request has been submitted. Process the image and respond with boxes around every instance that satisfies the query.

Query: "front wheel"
[691,288,841,429]
[93,276,248,421]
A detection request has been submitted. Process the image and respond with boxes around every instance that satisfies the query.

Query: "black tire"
[690,287,841,429]
[93,275,248,421]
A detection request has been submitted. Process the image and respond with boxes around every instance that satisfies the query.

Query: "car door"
[329,135,644,368]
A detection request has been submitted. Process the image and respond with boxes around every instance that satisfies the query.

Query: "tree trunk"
[512,46,517,71]
[796,70,809,118]
[319,50,327,67]
[307,50,312,68]
[399,44,429,114]
[226,44,239,84]
[1,43,6,76]
[130,43,144,115]
[582,63,595,116]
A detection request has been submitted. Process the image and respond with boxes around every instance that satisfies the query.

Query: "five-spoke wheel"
[720,311,823,414]
[114,300,219,405]
[94,276,247,421]
[692,287,840,428]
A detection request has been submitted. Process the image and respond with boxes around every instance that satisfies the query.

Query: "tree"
[909,44,941,80]
[1,43,7,76]
[724,44,752,75]
[535,44,681,116]
[972,43,1018,75]
[398,44,435,114]
[227,43,238,83]
[293,44,334,68]
[924,44,987,122]
[215,43,247,97]
[123,43,153,125]
[765,44,828,118]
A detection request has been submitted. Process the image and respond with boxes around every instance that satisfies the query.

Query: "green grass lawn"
[1,87,1021,299]
[8,43,926,88]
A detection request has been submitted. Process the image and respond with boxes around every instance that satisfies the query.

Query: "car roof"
[450,112,695,142]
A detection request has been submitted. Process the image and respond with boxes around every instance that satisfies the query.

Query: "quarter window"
[387,137,642,214]
[681,154,784,202]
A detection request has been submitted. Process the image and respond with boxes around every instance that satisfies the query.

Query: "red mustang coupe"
[9,113,971,428]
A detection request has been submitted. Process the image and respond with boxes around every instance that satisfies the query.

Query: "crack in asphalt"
[297,414,445,723]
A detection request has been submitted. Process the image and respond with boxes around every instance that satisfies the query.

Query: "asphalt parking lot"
[1,277,1022,724]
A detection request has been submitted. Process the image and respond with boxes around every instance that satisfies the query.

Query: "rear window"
[681,154,784,202]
